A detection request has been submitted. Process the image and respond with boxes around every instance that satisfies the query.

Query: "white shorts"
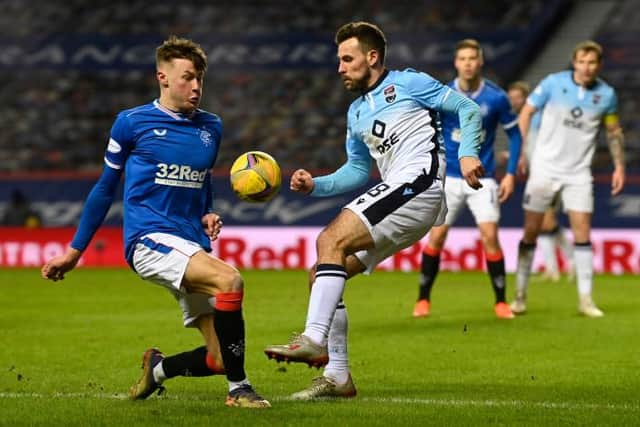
[523,173,593,213]
[346,173,446,274]
[132,232,215,327]
[444,176,500,225]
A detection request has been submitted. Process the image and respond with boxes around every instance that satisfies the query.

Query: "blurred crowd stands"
[2,0,636,174]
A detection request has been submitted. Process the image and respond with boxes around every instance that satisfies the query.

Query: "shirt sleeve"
[311,123,371,197]
[498,93,522,175]
[104,112,135,170]
[70,165,123,252]
[527,75,553,111]
[404,70,482,159]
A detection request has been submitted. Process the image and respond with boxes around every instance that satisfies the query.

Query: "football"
[229,151,282,202]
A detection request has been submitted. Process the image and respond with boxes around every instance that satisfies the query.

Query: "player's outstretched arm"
[290,169,315,194]
[41,166,122,281]
[41,248,82,281]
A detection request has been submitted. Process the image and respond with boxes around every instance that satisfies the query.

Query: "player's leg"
[128,234,221,400]
[511,210,544,313]
[511,175,557,314]
[183,251,270,407]
[477,221,513,319]
[291,255,363,400]
[562,181,601,317]
[466,178,512,317]
[567,210,602,317]
[142,313,226,397]
[414,176,464,317]
[414,224,449,317]
[539,208,561,281]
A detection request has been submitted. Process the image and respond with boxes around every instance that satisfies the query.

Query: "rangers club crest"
[199,128,212,145]
[383,85,396,103]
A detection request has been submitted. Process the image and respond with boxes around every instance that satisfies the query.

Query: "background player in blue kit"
[41,36,270,408]
[413,39,522,320]
[264,22,484,400]
[511,41,626,318]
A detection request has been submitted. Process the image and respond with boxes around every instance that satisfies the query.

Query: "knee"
[316,228,344,254]
[217,269,244,293]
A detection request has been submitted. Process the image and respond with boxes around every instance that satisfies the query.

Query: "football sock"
[418,246,440,301]
[324,301,349,385]
[553,226,574,271]
[485,251,506,303]
[153,360,167,384]
[515,240,536,297]
[160,346,223,380]
[213,292,247,383]
[573,242,593,296]
[539,230,559,276]
[304,264,346,346]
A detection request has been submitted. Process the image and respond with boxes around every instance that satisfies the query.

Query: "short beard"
[345,69,371,93]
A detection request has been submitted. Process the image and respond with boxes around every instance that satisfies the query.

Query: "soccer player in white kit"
[508,81,575,282]
[511,41,626,317]
[264,22,484,399]
[41,36,270,408]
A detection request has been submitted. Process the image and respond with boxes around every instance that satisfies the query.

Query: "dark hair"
[156,35,207,73]
[335,21,387,64]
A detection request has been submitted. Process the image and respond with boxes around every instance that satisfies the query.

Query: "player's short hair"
[335,21,387,64]
[572,40,603,63]
[508,81,531,96]
[156,35,207,73]
[455,38,483,59]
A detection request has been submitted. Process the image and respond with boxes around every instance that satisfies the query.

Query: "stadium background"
[0,0,638,272]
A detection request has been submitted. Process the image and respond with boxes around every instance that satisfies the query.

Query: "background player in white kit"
[264,21,484,399]
[41,36,270,408]
[412,39,522,320]
[508,81,574,283]
[511,40,626,317]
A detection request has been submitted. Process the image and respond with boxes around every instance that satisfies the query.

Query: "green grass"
[0,268,638,426]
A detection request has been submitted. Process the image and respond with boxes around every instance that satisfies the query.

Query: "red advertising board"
[1,227,639,274]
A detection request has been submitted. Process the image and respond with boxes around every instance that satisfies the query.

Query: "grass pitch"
[0,268,638,426]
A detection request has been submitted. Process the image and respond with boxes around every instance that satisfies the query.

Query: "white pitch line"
[0,392,638,411]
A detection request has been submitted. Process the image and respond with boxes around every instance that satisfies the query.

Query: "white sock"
[304,264,347,346]
[516,241,536,297]
[324,302,349,385]
[153,361,167,384]
[554,227,574,271]
[228,378,251,393]
[538,234,559,275]
[574,243,593,296]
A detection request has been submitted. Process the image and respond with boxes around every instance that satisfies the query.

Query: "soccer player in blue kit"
[511,41,626,317]
[264,22,484,399]
[413,39,522,319]
[41,36,270,408]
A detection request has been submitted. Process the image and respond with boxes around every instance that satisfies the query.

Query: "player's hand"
[611,166,625,196]
[290,169,314,194]
[498,173,515,203]
[202,213,223,241]
[41,248,82,282]
[459,157,484,190]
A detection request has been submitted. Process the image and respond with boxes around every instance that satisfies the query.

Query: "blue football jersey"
[105,100,222,262]
[442,79,517,178]
[527,70,617,180]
